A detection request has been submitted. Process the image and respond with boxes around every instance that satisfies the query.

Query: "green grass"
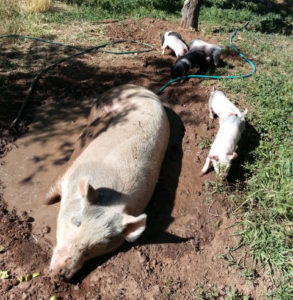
[200,0,292,35]
[0,1,182,35]
[44,0,182,25]
[1,1,291,36]
[215,29,293,299]
[197,2,293,298]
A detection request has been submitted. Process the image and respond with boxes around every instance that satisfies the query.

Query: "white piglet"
[160,31,188,57]
[201,112,247,177]
[209,87,247,125]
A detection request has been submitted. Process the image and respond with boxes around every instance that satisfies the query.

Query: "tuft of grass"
[0,0,48,34]
[21,0,52,13]
[194,283,251,299]
[0,1,24,34]
[198,136,212,150]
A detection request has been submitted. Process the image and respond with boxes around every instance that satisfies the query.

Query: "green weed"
[198,136,212,150]
[195,283,221,299]
[226,287,250,300]
[194,283,251,299]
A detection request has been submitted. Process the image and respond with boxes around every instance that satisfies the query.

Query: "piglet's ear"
[209,155,219,161]
[228,152,238,160]
[122,214,147,242]
[79,178,96,204]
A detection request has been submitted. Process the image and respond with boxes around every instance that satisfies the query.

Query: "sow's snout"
[49,247,82,280]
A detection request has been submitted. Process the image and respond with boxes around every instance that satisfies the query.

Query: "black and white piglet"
[170,49,206,78]
[160,31,188,57]
[189,39,222,67]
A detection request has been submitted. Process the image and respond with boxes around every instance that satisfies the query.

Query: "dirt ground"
[0,19,266,299]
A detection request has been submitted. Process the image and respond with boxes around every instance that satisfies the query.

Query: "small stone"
[138,253,146,264]
[150,259,157,268]
[2,281,11,292]
[22,293,28,300]
[42,226,51,234]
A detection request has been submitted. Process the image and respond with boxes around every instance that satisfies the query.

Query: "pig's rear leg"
[161,41,168,55]
[212,48,222,67]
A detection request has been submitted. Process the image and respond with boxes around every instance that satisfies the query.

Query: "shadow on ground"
[227,121,260,184]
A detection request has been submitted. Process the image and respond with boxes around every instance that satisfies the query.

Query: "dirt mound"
[0,18,265,299]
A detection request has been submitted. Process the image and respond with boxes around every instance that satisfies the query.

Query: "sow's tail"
[45,178,62,204]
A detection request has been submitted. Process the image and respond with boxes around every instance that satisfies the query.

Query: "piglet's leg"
[201,155,211,175]
[212,49,221,67]
[161,42,168,55]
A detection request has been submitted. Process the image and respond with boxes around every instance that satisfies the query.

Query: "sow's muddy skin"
[46,84,170,279]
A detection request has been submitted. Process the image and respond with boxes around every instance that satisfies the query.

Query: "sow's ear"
[79,178,96,204]
[122,214,147,242]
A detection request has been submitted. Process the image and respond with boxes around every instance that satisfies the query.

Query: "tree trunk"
[181,0,203,31]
